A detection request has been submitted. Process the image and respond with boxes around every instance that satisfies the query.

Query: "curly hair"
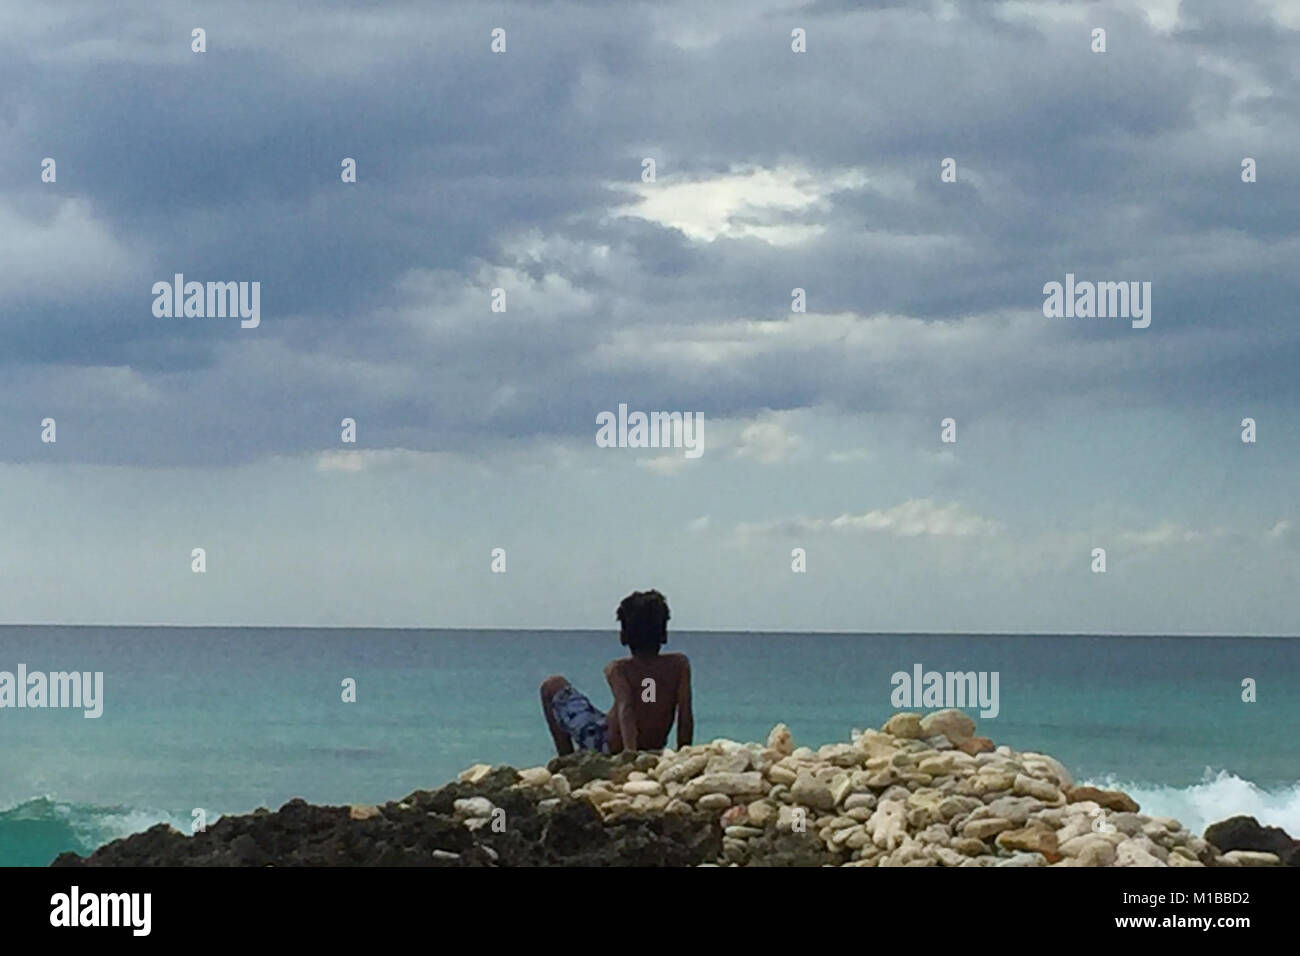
[616,590,671,654]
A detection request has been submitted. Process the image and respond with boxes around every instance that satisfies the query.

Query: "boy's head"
[616,590,670,655]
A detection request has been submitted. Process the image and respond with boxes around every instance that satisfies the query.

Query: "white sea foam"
[1080,768,1300,837]
[0,795,199,848]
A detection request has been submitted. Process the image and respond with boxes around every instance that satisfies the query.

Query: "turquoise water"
[1,627,1297,866]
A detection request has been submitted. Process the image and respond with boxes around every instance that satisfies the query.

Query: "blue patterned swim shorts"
[551,684,609,753]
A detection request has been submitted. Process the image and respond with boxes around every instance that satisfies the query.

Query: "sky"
[1,0,1297,633]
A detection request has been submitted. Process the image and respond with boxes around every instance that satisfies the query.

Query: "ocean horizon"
[1,625,1297,867]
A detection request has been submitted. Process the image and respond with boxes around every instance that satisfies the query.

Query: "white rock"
[767,765,798,786]
[1021,753,1074,790]
[516,767,552,788]
[1077,838,1118,867]
[855,730,905,758]
[882,713,925,739]
[832,825,861,846]
[1116,839,1167,867]
[682,771,766,800]
[766,723,794,756]
[964,817,1013,840]
[452,797,494,819]
[1013,773,1063,803]
[817,744,862,768]
[706,751,753,774]
[697,793,732,811]
[1107,812,1146,836]
[457,764,494,784]
[746,800,777,827]
[845,828,872,850]
[868,801,908,850]
[623,780,664,796]
[918,753,958,776]
[791,772,836,811]
[829,773,855,805]
[935,846,966,866]
[982,796,1044,825]
[656,754,708,784]
[843,792,877,811]
[918,708,976,743]
[579,787,615,807]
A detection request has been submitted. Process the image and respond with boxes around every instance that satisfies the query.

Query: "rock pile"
[52,710,1289,867]
[519,710,1266,867]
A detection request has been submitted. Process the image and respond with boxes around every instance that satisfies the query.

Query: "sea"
[1,627,1296,867]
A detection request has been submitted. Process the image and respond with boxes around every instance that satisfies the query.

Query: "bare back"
[604,652,692,752]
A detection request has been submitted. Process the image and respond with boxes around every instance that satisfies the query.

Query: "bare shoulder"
[665,652,691,673]
[604,658,627,679]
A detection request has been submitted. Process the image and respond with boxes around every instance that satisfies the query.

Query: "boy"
[540,590,693,755]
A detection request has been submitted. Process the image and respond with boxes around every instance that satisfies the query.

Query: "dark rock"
[50,773,722,868]
[547,750,636,786]
[633,752,661,772]
[538,802,721,866]
[1205,816,1300,866]
[740,828,840,867]
[417,767,521,814]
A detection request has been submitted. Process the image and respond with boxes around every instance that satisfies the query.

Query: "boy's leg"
[539,675,575,756]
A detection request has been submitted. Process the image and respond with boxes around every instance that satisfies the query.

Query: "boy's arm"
[676,657,693,748]
[604,662,638,753]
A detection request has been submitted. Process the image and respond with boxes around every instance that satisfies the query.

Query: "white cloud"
[637,454,693,475]
[609,164,867,246]
[0,199,148,302]
[737,498,1003,539]
[314,448,447,473]
[1266,519,1295,545]
[734,417,800,463]
[1134,0,1183,33]
[1118,521,1208,549]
